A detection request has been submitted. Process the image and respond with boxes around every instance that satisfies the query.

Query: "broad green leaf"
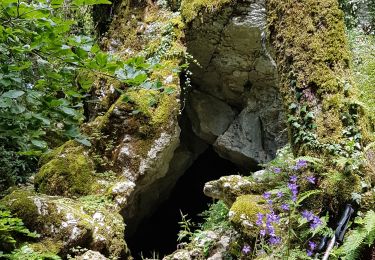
[1,90,25,99]
[95,52,108,67]
[10,104,26,114]
[60,106,79,117]
[31,139,48,149]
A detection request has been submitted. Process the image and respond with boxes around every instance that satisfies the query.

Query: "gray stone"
[204,175,254,206]
[214,107,267,168]
[187,90,236,143]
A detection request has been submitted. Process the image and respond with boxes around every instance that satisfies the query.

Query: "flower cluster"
[307,241,316,256]
[256,211,282,245]
[293,159,308,170]
[301,210,322,230]
[288,175,299,202]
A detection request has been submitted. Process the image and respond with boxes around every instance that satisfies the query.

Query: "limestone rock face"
[186,90,236,143]
[185,0,287,168]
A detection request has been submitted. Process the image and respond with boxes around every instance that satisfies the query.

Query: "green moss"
[229,195,269,238]
[1,189,39,228]
[266,0,364,153]
[39,140,77,166]
[35,143,95,197]
[30,239,63,255]
[181,0,233,22]
[320,170,361,206]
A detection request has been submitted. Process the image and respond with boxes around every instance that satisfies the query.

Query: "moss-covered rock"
[1,188,129,258]
[35,142,95,197]
[229,195,269,238]
[204,175,261,206]
[181,0,233,22]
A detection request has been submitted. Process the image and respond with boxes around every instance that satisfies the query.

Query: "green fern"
[337,210,375,259]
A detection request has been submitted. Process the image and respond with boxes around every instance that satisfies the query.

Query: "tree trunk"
[266,0,374,211]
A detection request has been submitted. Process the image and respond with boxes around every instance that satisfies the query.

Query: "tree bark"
[266,0,374,211]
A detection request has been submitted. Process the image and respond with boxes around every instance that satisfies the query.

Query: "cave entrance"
[127,147,242,259]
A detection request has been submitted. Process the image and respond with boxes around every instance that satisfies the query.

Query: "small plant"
[0,206,39,253]
[177,211,196,243]
[1,245,61,260]
[335,210,375,259]
[199,200,230,231]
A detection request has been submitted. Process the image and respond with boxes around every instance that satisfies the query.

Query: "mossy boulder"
[204,175,257,206]
[1,188,129,258]
[35,141,95,197]
[229,195,269,238]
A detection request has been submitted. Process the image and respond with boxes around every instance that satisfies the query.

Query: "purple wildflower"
[263,192,271,200]
[267,225,276,236]
[242,245,251,254]
[267,199,273,205]
[310,216,322,230]
[307,241,316,257]
[308,241,317,250]
[267,211,280,224]
[260,229,266,237]
[297,159,308,168]
[274,167,281,174]
[281,203,290,211]
[306,175,316,184]
[288,182,298,202]
[290,175,298,183]
[277,191,284,198]
[301,210,314,221]
[269,236,282,245]
[256,213,264,226]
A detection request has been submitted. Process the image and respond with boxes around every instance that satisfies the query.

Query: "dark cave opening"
[127,147,243,259]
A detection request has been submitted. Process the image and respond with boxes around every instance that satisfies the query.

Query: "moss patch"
[35,143,95,197]
[181,0,233,22]
[229,195,269,238]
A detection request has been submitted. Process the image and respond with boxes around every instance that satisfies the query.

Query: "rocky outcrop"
[163,228,240,260]
[74,250,108,260]
[185,0,287,168]
[203,175,255,206]
[2,1,290,258]
[2,188,128,258]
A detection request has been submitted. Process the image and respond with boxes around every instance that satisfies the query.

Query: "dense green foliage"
[0,0,169,189]
[0,0,106,188]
